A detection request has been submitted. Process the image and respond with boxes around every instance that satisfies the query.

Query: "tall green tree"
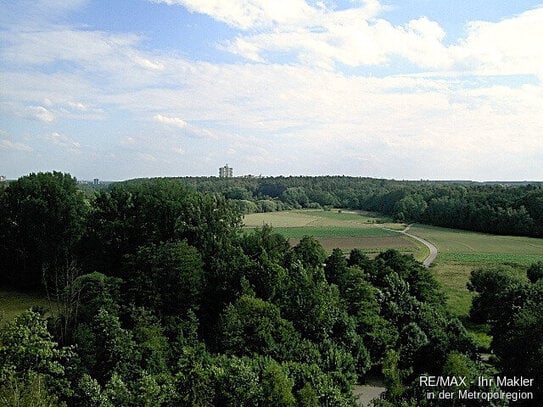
[0,172,87,288]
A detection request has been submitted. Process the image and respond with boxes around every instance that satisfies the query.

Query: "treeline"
[0,171,517,406]
[148,176,543,238]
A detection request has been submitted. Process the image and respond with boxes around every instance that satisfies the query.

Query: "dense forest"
[145,176,543,238]
[1,172,542,406]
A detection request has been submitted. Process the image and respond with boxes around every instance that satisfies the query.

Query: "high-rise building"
[219,164,233,178]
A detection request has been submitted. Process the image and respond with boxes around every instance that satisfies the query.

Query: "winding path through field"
[401,224,438,267]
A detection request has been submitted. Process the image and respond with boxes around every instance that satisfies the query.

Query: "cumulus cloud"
[450,7,543,79]
[153,114,218,139]
[67,101,87,111]
[152,0,543,79]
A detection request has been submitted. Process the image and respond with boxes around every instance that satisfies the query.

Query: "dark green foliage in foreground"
[0,172,87,288]
[468,265,543,406]
[2,172,534,406]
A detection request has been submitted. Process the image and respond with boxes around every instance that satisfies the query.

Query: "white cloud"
[46,132,81,151]
[67,101,87,111]
[151,0,449,69]
[150,0,317,29]
[0,139,33,152]
[139,153,157,162]
[450,8,543,79]
[153,114,188,128]
[153,114,218,139]
[28,105,56,122]
[154,0,543,80]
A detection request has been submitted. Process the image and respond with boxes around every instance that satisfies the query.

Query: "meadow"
[408,224,542,342]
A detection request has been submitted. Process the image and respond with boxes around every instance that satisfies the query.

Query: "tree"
[124,241,204,318]
[211,356,262,406]
[80,180,194,276]
[493,301,543,406]
[467,266,527,327]
[279,264,341,342]
[0,310,73,401]
[240,226,291,301]
[293,236,327,270]
[219,295,302,361]
[324,248,348,286]
[393,194,427,222]
[0,372,65,407]
[0,172,87,288]
[73,308,141,385]
[260,360,296,406]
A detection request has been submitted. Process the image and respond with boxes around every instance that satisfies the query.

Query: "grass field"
[408,224,542,314]
[408,224,543,258]
[407,224,542,348]
[0,290,53,326]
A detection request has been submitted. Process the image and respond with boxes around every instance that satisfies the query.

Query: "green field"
[408,224,543,258]
[408,224,542,315]
[271,226,396,238]
[0,290,53,326]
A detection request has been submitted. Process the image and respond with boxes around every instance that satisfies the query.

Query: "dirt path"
[383,224,438,267]
[401,224,438,267]
[353,381,386,406]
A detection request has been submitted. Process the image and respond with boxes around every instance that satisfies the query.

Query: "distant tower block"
[219,164,233,178]
[93,178,100,185]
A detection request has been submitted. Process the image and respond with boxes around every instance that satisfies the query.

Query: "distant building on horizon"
[93,178,100,185]
[0,175,6,182]
[219,164,233,178]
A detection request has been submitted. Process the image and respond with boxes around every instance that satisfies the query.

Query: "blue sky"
[1,0,543,181]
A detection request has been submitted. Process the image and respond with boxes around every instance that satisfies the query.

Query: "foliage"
[219,294,302,361]
[468,263,543,406]
[527,261,543,283]
[0,310,73,400]
[0,372,66,407]
[124,241,203,317]
[0,172,87,288]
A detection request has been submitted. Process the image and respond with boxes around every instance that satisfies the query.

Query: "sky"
[1,0,543,181]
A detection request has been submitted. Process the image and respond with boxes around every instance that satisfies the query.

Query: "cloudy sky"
[1,0,542,181]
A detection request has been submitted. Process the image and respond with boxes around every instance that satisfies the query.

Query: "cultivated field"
[243,210,427,259]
